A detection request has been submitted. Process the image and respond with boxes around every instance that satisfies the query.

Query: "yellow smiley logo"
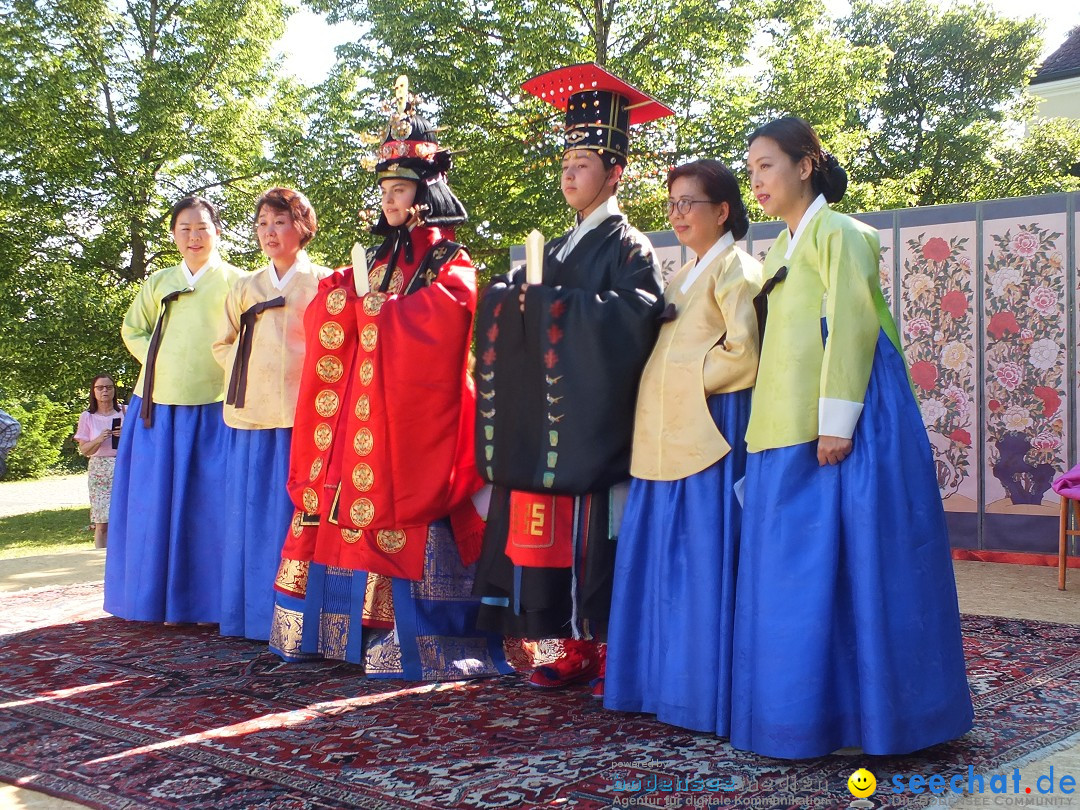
[848,768,877,798]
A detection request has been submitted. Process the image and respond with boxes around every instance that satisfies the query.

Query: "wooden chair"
[1059,496,1079,590]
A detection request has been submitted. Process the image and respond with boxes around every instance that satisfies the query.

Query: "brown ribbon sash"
[752,265,788,348]
[140,287,194,428]
[226,296,286,409]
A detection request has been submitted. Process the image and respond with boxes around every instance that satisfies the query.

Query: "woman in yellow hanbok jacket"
[605,159,760,731]
[730,116,973,759]
[105,197,246,623]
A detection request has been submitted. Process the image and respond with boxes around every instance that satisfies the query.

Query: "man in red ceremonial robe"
[268,76,509,681]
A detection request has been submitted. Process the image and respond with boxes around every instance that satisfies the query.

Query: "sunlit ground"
[0,782,84,809]
[0,548,105,593]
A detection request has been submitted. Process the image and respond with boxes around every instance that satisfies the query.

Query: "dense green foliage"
[1,396,78,479]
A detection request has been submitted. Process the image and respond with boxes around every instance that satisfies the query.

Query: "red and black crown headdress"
[522,63,674,166]
[369,75,466,233]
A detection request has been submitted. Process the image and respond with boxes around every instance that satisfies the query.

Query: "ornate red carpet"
[0,584,1077,809]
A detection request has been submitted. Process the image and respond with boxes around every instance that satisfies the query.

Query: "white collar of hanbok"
[180,251,222,287]
[557,196,621,261]
[268,250,311,291]
[784,194,827,260]
[679,231,735,294]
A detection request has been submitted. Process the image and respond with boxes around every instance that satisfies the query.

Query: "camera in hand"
[111,417,121,449]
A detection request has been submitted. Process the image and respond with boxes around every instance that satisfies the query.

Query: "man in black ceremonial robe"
[472,63,673,695]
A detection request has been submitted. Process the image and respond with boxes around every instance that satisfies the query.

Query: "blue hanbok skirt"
[605,391,751,734]
[219,426,294,640]
[104,396,229,623]
[730,330,974,758]
[271,519,512,681]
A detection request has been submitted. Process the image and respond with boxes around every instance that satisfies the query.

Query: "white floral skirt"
[87,456,116,524]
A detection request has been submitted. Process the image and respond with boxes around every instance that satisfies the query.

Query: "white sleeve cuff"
[818,397,863,439]
[470,484,493,520]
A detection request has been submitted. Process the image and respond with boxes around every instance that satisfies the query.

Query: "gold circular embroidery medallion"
[387,269,404,294]
[325,289,347,315]
[291,511,303,537]
[350,498,375,528]
[363,293,387,316]
[316,355,344,384]
[359,358,374,386]
[355,394,371,421]
[319,321,345,350]
[353,427,373,456]
[360,323,378,352]
[376,529,406,554]
[367,267,381,288]
[341,527,362,544]
[352,463,374,491]
[302,487,319,514]
[315,390,340,418]
[314,423,333,451]
[309,457,323,481]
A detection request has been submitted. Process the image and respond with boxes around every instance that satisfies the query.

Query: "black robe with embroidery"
[471,214,663,639]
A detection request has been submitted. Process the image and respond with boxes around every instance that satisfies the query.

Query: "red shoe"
[528,639,601,688]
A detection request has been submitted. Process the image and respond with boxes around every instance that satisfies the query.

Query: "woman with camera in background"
[74,374,125,549]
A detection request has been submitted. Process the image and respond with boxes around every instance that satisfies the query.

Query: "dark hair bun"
[815,151,848,204]
[729,208,750,241]
[433,149,454,173]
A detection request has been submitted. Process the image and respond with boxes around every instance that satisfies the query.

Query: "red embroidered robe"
[280,226,483,581]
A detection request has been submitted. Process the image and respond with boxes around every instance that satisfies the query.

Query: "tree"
[278,0,770,277]
[0,0,289,413]
[837,0,1080,207]
[259,66,385,270]
[978,118,1080,199]
[748,1,891,213]
[1,395,75,479]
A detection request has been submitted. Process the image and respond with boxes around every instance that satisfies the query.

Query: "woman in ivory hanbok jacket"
[605,159,761,733]
[213,187,331,640]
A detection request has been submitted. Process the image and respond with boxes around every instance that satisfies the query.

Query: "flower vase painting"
[655,245,684,289]
[900,225,980,514]
[982,216,1068,516]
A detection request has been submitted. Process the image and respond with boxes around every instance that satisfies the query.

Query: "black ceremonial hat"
[521,63,674,166]
[367,75,467,233]
[373,75,445,183]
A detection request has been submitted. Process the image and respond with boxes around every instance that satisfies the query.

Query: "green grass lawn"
[0,507,93,559]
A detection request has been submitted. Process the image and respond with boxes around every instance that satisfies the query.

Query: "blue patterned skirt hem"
[270,519,511,681]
